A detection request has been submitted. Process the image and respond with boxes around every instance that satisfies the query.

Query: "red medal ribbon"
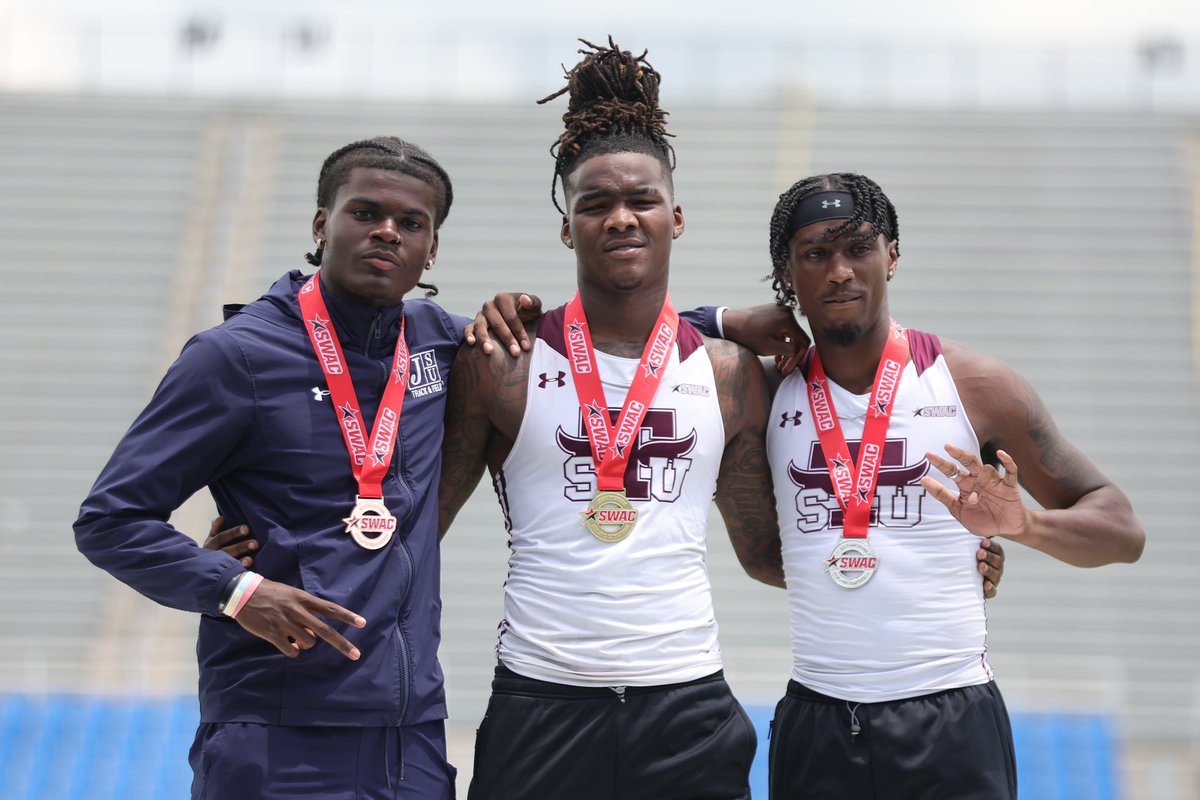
[564,292,678,492]
[806,319,909,539]
[298,272,410,499]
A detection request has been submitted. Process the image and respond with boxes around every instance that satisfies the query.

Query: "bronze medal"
[343,495,397,550]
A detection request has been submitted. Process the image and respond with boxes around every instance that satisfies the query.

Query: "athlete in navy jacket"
[75,132,734,797]
[75,137,474,798]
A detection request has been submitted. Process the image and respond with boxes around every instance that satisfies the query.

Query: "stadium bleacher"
[0,694,1122,799]
[0,92,1196,797]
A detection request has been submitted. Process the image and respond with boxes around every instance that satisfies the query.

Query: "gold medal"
[580,490,639,543]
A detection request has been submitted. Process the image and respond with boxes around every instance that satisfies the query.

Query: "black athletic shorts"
[468,664,757,800]
[769,680,1017,800]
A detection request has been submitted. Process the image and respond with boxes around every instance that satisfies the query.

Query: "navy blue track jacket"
[75,271,467,727]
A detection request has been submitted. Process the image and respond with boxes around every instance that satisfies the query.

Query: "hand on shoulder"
[463,292,543,356]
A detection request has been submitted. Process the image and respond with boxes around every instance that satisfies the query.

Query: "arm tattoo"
[438,341,529,536]
[438,347,490,535]
[1014,373,1103,501]
[716,427,785,585]
[709,338,785,586]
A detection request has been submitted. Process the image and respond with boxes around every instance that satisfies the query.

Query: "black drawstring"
[383,726,407,788]
[385,726,393,789]
[399,725,406,781]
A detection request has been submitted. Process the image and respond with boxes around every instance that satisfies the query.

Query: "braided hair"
[538,36,676,214]
[306,136,454,298]
[766,173,900,307]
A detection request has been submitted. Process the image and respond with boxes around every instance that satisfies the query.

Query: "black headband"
[786,191,875,240]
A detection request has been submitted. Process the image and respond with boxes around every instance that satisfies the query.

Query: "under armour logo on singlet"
[821,199,842,209]
[538,371,566,388]
[779,410,804,428]
[312,387,331,402]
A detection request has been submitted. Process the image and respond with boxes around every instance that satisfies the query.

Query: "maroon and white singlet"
[492,309,726,687]
[767,331,994,702]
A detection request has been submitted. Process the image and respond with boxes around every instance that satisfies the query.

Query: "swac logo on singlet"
[408,350,445,398]
[556,408,696,502]
[786,438,929,533]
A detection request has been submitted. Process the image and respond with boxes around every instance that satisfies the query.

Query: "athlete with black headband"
[763,173,1144,797]
[438,38,784,800]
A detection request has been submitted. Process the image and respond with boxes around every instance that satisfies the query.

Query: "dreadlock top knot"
[539,36,676,213]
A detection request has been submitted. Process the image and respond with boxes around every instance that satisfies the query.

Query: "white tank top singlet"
[493,305,726,687]
[766,330,993,702]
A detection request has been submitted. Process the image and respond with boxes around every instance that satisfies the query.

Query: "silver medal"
[824,538,879,589]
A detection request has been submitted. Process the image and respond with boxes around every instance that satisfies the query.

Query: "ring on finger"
[948,466,961,480]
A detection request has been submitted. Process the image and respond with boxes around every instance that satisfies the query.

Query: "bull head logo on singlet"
[787,438,930,533]
[556,408,696,502]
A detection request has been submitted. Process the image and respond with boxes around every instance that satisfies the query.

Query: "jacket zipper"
[369,310,417,727]
[394,544,414,726]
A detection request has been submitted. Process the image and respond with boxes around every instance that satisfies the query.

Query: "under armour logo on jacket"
[779,410,803,428]
[539,371,566,388]
[821,199,842,209]
[312,387,331,401]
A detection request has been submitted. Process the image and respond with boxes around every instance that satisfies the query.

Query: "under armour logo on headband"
[786,191,863,240]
